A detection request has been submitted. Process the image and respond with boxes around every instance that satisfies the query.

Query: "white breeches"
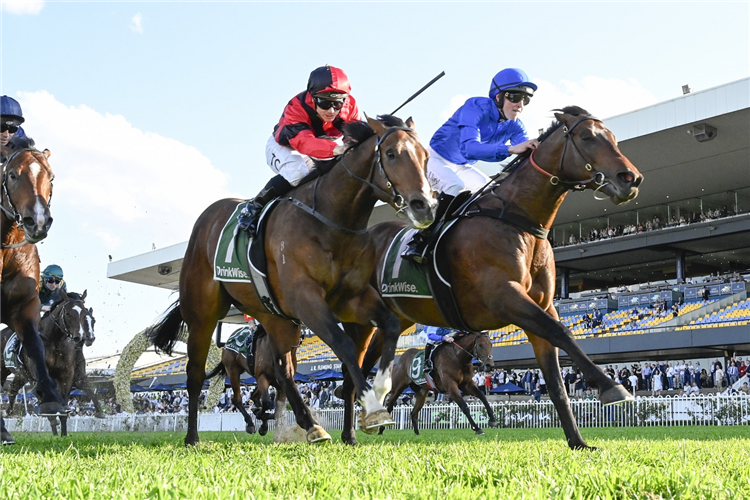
[265,135,317,187]
[425,146,491,196]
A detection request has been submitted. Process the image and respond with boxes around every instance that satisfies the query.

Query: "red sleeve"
[279,99,337,159]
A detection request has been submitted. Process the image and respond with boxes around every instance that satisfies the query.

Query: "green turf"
[1,427,748,499]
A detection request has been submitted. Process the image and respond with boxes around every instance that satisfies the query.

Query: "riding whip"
[390,71,446,116]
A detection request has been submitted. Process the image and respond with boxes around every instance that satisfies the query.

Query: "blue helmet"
[489,68,537,100]
[1,95,25,126]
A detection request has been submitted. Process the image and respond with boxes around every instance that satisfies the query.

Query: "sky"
[1,1,748,363]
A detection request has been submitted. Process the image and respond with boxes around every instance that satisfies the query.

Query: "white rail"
[5,394,749,433]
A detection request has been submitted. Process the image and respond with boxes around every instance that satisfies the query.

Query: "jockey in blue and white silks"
[423,325,455,373]
[402,68,540,263]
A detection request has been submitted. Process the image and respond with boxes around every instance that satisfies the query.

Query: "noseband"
[452,332,491,362]
[528,116,611,195]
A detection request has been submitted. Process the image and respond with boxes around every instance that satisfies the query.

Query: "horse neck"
[453,335,476,362]
[492,152,570,230]
[309,142,379,232]
[41,308,68,343]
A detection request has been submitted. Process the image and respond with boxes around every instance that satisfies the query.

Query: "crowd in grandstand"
[554,205,736,247]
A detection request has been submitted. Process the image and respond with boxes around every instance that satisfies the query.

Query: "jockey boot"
[238,175,294,233]
[424,343,434,373]
[401,192,457,264]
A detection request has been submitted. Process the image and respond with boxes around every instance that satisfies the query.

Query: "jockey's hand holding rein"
[508,138,539,155]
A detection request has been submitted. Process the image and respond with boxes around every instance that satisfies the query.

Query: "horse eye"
[386,149,396,159]
[8,171,17,181]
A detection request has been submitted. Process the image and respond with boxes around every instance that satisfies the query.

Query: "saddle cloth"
[213,201,253,283]
[2,333,21,370]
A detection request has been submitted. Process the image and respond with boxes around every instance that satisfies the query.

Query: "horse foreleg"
[410,387,429,435]
[528,334,592,450]
[464,381,497,428]
[0,417,14,445]
[226,364,255,435]
[60,416,68,437]
[445,382,484,435]
[508,296,630,405]
[48,416,58,436]
[17,323,66,414]
[183,320,215,447]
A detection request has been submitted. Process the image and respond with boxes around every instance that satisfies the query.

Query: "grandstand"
[109,78,750,375]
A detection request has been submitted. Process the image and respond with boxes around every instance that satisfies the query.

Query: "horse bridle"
[528,116,611,196]
[338,125,416,213]
[50,299,86,341]
[1,148,54,248]
[290,125,418,235]
[451,332,491,362]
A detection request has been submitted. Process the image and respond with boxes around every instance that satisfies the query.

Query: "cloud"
[1,0,44,15]
[130,12,144,34]
[14,90,238,358]
[439,76,657,140]
[19,90,234,251]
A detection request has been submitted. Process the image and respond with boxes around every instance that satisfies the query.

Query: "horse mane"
[538,106,591,142]
[9,136,36,150]
[310,115,407,171]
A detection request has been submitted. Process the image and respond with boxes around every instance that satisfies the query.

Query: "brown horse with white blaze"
[1,140,65,445]
[148,115,436,446]
[340,107,644,449]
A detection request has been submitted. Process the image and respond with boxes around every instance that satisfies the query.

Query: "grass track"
[1,426,748,499]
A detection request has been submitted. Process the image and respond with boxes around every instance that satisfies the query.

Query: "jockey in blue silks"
[1,95,29,163]
[402,68,540,263]
[423,325,456,373]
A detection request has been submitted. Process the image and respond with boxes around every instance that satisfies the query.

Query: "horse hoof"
[600,385,634,406]
[341,434,359,447]
[245,424,256,435]
[259,423,269,436]
[306,425,331,443]
[487,420,497,428]
[362,409,395,433]
[474,428,485,435]
[1,431,15,446]
[333,386,344,399]
[39,402,69,416]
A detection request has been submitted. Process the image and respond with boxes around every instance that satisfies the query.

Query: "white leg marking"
[373,364,393,405]
[361,388,385,414]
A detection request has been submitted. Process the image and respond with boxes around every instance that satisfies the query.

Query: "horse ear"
[82,290,87,300]
[43,149,51,159]
[366,115,387,136]
[406,116,416,130]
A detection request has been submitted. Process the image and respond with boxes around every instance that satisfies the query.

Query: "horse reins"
[451,332,490,361]
[286,125,416,235]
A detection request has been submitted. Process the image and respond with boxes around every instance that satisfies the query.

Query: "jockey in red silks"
[238,65,363,233]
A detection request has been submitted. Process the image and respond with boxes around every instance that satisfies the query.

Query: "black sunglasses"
[504,92,532,106]
[45,277,62,284]
[314,98,345,111]
[1,123,19,134]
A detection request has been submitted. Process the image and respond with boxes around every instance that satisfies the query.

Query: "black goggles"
[314,97,345,111]
[1,123,19,134]
[504,92,532,106]
[45,277,62,284]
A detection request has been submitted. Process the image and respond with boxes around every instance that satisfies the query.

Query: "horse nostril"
[409,198,427,213]
[45,217,54,230]
[23,217,36,228]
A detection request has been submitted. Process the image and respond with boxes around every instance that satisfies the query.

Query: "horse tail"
[147,300,184,355]
[205,361,227,380]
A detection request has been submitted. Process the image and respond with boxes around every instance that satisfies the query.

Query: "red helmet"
[307,65,351,99]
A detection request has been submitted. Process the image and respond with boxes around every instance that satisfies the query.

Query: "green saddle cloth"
[380,228,433,299]
[213,201,253,283]
[409,351,428,386]
[3,333,19,370]
[224,327,252,358]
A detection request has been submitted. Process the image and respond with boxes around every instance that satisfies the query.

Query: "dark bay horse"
[382,332,496,435]
[205,324,293,436]
[0,141,63,445]
[149,115,436,446]
[340,107,644,449]
[2,289,96,436]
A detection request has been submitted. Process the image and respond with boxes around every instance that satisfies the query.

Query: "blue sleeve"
[456,100,507,162]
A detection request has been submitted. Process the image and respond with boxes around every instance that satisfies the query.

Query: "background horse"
[382,332,495,435]
[205,324,295,436]
[1,289,96,436]
[0,140,62,445]
[340,107,644,449]
[148,115,436,446]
